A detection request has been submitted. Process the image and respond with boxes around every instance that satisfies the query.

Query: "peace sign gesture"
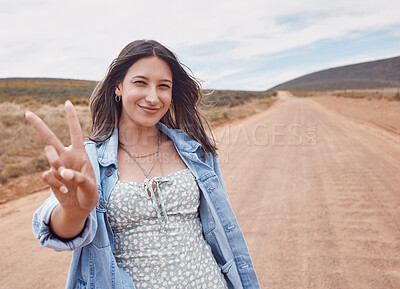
[26,101,98,239]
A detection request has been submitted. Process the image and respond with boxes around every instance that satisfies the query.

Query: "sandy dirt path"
[1,91,400,288]
[0,190,71,288]
[214,91,400,288]
[312,95,400,135]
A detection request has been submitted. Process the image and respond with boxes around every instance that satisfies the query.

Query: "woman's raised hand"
[26,101,98,233]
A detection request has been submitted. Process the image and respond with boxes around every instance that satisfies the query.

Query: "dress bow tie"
[144,176,174,230]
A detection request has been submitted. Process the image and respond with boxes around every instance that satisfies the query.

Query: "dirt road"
[1,91,400,288]
[214,91,400,288]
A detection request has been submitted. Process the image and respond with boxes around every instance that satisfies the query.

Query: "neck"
[118,122,159,146]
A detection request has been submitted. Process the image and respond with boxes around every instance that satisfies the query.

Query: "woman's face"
[116,56,173,130]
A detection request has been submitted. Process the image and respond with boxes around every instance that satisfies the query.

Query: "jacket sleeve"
[32,192,98,252]
[211,153,230,199]
[32,144,100,252]
[210,152,262,288]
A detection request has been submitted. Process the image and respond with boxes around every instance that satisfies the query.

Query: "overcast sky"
[1,0,399,90]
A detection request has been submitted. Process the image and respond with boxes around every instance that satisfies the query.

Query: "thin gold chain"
[119,132,161,180]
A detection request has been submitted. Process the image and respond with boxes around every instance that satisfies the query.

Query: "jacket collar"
[156,122,201,153]
[96,128,119,167]
[96,122,201,167]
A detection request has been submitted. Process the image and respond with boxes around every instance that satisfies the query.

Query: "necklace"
[118,142,158,158]
[119,131,161,182]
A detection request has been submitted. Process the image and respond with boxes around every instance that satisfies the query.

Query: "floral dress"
[106,168,228,289]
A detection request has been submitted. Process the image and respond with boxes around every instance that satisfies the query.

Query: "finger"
[43,169,69,194]
[60,168,95,193]
[44,145,64,171]
[25,111,65,153]
[64,101,84,149]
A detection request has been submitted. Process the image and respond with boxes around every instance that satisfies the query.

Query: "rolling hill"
[0,78,97,105]
[0,77,273,107]
[270,55,400,91]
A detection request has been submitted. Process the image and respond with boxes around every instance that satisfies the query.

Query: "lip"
[138,104,161,114]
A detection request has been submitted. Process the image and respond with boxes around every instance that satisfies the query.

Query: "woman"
[27,40,260,289]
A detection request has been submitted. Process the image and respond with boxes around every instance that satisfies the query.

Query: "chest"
[106,168,201,228]
[117,138,187,183]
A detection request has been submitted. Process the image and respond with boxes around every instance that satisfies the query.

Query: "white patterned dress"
[106,168,228,289]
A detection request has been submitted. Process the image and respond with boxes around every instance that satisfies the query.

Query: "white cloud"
[216,68,307,91]
[225,0,400,60]
[0,0,399,89]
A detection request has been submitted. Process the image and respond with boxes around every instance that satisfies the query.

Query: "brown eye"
[135,81,146,86]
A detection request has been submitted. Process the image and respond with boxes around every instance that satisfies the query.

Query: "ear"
[115,83,122,96]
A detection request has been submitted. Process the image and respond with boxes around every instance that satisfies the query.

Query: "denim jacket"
[32,122,260,289]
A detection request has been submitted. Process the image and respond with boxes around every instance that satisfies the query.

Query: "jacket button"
[99,201,105,208]
[105,169,113,177]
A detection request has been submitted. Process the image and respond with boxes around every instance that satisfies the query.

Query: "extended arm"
[26,101,98,240]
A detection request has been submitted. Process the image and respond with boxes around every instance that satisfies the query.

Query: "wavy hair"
[89,40,217,157]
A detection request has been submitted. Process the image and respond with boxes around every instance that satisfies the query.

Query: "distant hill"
[0,78,97,105]
[0,77,272,107]
[271,55,400,91]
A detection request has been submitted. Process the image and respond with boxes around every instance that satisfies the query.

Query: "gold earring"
[115,94,121,102]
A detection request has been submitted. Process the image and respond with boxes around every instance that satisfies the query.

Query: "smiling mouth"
[138,104,161,112]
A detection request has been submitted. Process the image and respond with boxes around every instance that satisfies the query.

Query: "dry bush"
[292,87,400,100]
[0,102,91,183]
[0,89,273,184]
[0,114,25,126]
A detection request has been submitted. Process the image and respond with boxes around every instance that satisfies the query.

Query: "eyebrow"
[132,75,172,83]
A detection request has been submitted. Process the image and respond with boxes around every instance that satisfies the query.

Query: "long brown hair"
[89,40,217,157]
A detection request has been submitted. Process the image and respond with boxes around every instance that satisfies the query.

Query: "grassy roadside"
[287,87,400,101]
[0,91,275,203]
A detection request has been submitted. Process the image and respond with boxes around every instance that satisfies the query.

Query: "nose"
[145,86,159,105]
